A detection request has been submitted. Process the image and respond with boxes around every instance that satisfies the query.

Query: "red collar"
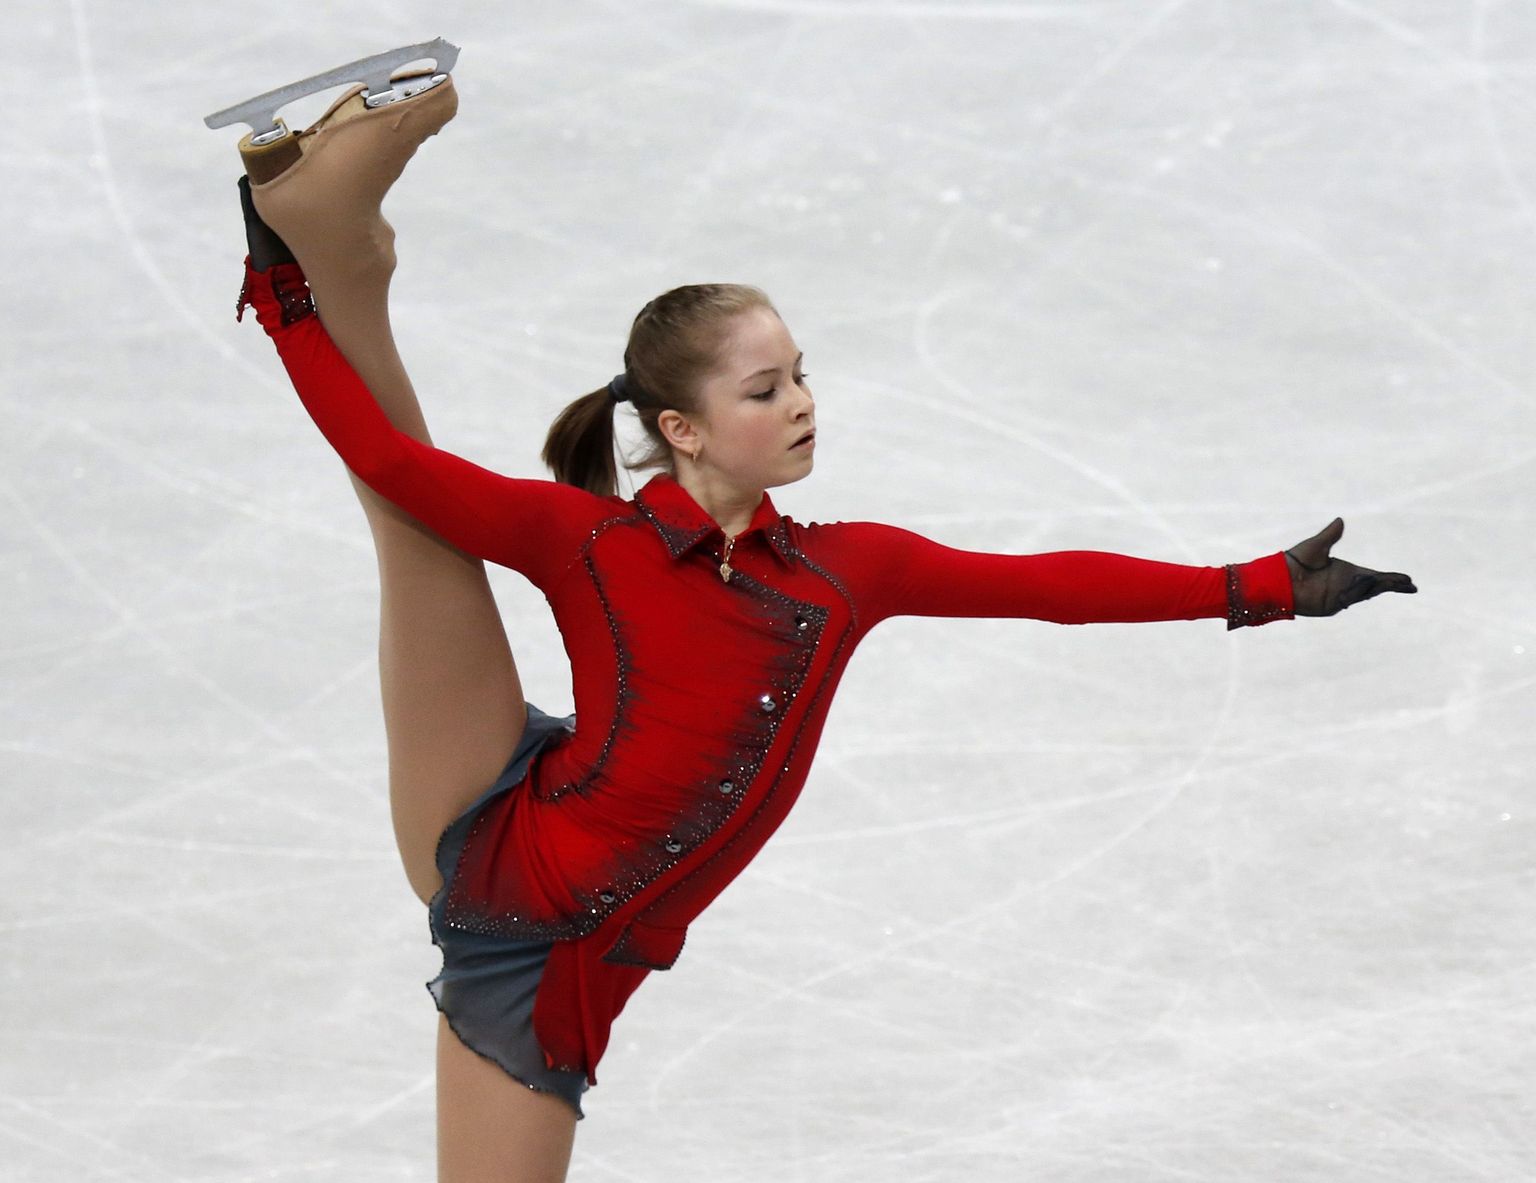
[634,474,796,567]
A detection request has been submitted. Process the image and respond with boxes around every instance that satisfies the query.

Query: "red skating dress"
[243,260,1294,1085]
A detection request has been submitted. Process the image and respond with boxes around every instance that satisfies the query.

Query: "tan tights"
[246,78,577,1182]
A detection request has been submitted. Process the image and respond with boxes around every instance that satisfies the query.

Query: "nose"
[791,383,814,418]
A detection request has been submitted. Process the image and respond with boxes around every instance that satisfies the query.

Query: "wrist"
[236,256,315,333]
[1226,551,1295,630]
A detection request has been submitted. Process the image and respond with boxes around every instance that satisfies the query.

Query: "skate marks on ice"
[6,0,1536,1180]
[673,0,1095,21]
[62,0,264,382]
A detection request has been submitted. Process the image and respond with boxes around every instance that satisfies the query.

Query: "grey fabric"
[427,705,589,1118]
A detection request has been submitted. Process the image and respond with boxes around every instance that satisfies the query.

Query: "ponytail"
[541,388,618,496]
[544,282,777,497]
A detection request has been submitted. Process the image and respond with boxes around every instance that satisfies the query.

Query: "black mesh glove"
[1285,519,1417,616]
[238,175,296,272]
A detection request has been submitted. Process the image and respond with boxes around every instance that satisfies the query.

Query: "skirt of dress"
[427,704,590,1119]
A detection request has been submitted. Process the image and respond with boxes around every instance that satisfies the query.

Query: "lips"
[791,430,816,449]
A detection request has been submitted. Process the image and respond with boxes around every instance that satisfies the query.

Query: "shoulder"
[537,481,635,530]
[784,516,903,547]
[781,517,913,571]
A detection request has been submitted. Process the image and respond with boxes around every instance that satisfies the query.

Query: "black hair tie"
[607,373,630,404]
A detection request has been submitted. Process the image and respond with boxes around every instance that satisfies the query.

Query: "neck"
[673,468,763,538]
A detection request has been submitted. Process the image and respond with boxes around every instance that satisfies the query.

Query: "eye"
[750,370,809,400]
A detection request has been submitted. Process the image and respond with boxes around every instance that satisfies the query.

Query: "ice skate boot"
[207,38,460,297]
[205,38,460,183]
[213,40,462,416]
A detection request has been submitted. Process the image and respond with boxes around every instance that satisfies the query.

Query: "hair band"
[607,373,630,404]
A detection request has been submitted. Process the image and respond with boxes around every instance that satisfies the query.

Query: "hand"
[1285,518,1417,617]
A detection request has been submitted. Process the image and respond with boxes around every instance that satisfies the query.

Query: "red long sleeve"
[244,261,613,591]
[802,521,1293,630]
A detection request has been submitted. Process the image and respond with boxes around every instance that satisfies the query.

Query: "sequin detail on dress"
[636,498,714,558]
[535,553,632,805]
[442,524,829,961]
[1225,562,1291,630]
[600,561,829,968]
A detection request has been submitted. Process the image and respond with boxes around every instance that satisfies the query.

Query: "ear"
[656,408,700,452]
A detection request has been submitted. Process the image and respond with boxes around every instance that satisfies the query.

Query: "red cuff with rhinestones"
[1225,551,1294,630]
[236,256,316,331]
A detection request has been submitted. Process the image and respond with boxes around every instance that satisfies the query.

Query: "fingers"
[1339,574,1378,609]
[1338,570,1418,609]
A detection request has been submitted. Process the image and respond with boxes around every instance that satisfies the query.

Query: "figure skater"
[218,47,1415,1183]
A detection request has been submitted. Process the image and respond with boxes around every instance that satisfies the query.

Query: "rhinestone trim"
[635,497,712,558]
[1225,563,1290,631]
[536,553,631,803]
[445,529,828,951]
[621,548,852,938]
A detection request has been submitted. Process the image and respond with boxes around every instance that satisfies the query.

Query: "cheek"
[721,409,779,453]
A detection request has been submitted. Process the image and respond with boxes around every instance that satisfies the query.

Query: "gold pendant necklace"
[719,535,736,583]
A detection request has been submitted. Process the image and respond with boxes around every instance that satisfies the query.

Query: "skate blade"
[204,37,461,142]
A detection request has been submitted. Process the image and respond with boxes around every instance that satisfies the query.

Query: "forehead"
[717,306,799,375]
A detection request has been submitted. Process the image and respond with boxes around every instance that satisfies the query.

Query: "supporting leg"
[437,1018,577,1183]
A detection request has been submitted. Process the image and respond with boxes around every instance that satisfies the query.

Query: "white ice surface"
[4,1,1534,1180]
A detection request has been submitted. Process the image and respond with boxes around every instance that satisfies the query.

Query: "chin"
[767,464,814,490]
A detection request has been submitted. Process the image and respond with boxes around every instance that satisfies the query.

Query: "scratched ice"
[4,1,1533,1180]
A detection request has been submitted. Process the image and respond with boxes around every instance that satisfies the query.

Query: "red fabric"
[1226,544,1295,629]
[246,260,1294,1081]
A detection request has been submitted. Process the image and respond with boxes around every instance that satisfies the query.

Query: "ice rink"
[5,1,1533,1179]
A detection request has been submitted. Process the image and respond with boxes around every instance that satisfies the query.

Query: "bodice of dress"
[445,476,844,972]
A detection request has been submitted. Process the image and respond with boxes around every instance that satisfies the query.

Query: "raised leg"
[249,79,527,904]
[437,1018,577,1183]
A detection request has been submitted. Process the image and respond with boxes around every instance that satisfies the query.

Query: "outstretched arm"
[239,254,611,589]
[817,519,1413,631]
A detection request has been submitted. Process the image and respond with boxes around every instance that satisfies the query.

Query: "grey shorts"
[427,704,589,1119]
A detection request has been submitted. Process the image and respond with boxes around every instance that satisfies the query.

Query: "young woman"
[227,61,1414,1183]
